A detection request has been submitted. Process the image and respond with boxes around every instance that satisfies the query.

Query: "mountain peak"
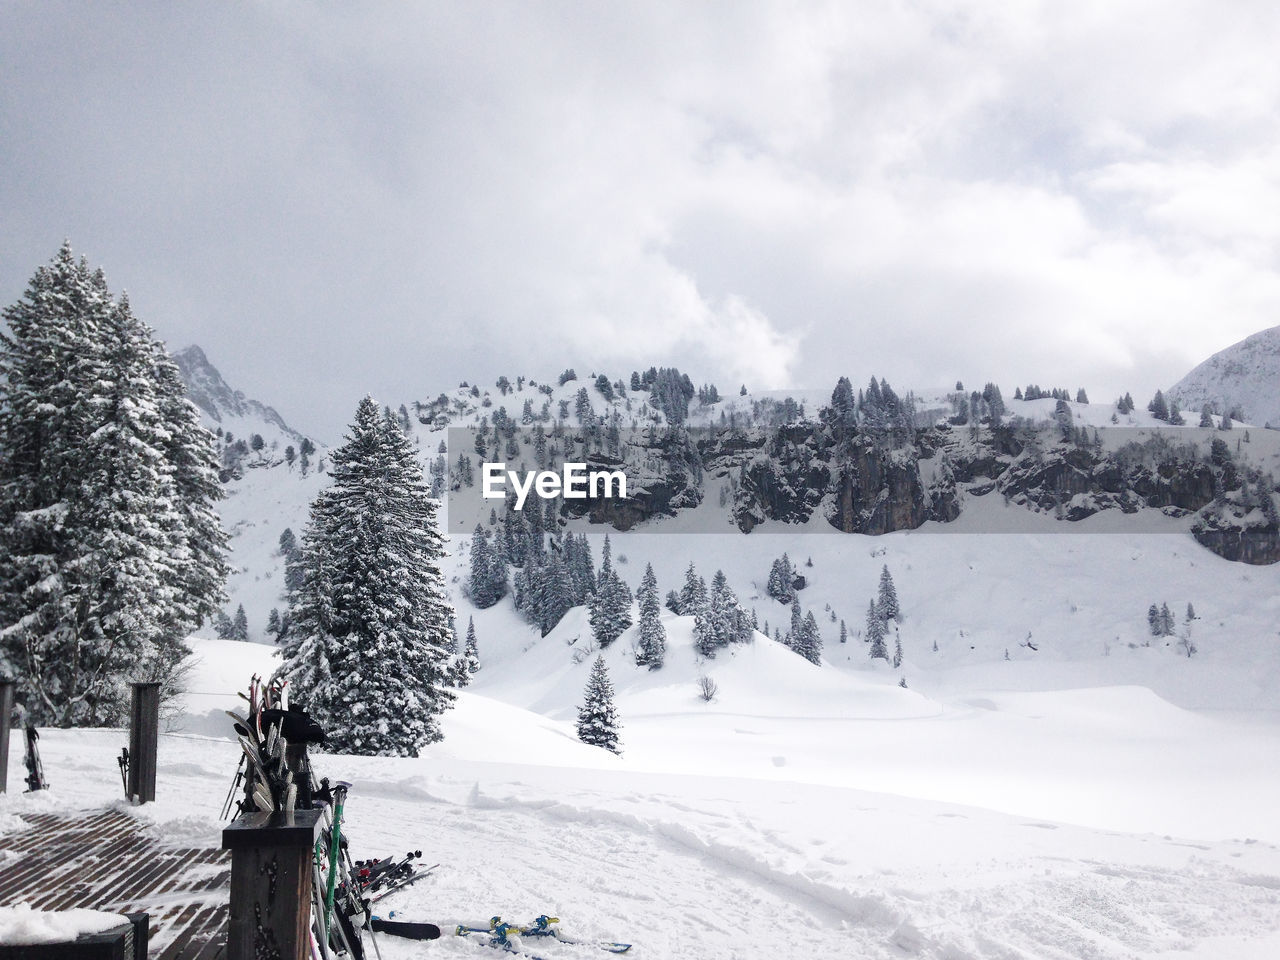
[1169,325,1280,427]
[172,344,307,444]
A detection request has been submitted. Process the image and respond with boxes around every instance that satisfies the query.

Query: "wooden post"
[222,809,323,960]
[0,679,13,794]
[127,682,160,803]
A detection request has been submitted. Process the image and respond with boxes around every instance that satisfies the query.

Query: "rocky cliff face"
[1192,509,1280,565]
[566,414,1278,565]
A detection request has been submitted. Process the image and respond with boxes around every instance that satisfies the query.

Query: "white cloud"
[3,0,1279,435]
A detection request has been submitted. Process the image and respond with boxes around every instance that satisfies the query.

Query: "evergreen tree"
[232,604,249,642]
[892,628,903,668]
[877,566,901,622]
[767,554,795,602]
[0,246,227,726]
[839,619,848,644]
[798,611,822,665]
[696,569,744,656]
[693,597,718,658]
[528,553,574,636]
[149,335,230,631]
[276,397,455,755]
[1160,602,1174,636]
[577,655,621,753]
[708,570,736,646]
[664,590,681,614]
[1147,603,1161,636]
[635,563,666,670]
[829,376,856,435]
[589,536,633,647]
[468,524,506,609]
[267,608,282,638]
[867,600,889,661]
[1199,405,1215,428]
[215,610,235,641]
[1149,390,1169,421]
[462,616,480,678]
[678,562,707,613]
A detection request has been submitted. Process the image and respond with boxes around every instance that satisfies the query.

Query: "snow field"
[149,369,1280,956]
[6,704,1280,959]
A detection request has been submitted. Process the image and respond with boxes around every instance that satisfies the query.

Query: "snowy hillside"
[170,345,332,641]
[1169,324,1280,428]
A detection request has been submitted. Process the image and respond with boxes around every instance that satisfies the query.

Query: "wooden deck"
[0,809,229,959]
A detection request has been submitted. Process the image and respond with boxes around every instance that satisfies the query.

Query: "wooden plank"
[37,834,155,909]
[159,900,220,960]
[183,907,228,960]
[1,809,231,960]
[104,850,187,909]
[0,831,108,902]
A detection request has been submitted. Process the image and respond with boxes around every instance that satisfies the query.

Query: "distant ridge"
[1169,325,1280,428]
[172,344,307,444]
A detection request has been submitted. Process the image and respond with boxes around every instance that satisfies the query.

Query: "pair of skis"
[361,856,439,903]
[455,915,631,956]
[23,725,46,792]
[364,912,630,956]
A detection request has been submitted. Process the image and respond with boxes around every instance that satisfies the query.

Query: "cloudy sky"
[3,1,1278,440]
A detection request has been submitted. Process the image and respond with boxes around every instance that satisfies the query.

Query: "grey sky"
[3,1,1279,441]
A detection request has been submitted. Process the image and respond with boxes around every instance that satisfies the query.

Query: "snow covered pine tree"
[0,244,228,726]
[589,535,633,647]
[635,563,666,669]
[577,654,622,753]
[276,397,455,755]
[878,565,901,622]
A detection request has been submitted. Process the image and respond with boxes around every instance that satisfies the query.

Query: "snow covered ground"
[5,612,1280,959]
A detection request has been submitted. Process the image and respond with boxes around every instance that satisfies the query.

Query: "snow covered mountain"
[172,344,311,453]
[172,345,329,641]
[1169,324,1280,428]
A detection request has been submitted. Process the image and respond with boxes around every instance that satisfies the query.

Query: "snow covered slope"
[1169,324,1280,427]
[6,635,1280,960]
[171,345,330,641]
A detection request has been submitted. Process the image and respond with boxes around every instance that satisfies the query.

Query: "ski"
[456,921,549,960]
[456,917,631,955]
[355,849,422,892]
[519,915,631,953]
[365,864,439,903]
[23,725,47,792]
[368,917,440,940]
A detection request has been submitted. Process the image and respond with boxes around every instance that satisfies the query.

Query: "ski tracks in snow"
[347,771,1280,960]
